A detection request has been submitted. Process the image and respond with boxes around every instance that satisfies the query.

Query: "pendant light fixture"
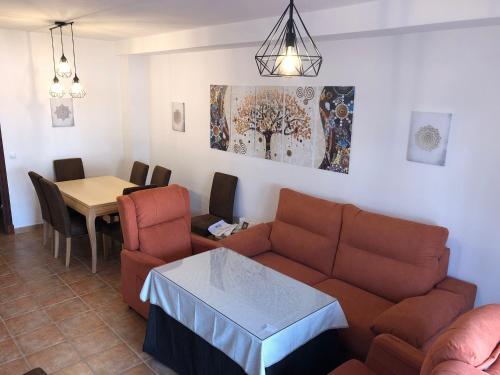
[56,25,72,78]
[69,23,86,98]
[255,0,322,77]
[48,21,85,98]
[49,28,64,98]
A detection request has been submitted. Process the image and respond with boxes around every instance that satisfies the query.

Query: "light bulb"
[56,55,72,78]
[275,45,302,76]
[49,77,64,98]
[70,76,86,98]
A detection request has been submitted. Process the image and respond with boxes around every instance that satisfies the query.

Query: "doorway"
[0,124,14,234]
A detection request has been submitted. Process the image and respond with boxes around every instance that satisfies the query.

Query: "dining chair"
[191,172,239,236]
[129,161,149,186]
[39,178,94,267]
[150,165,172,187]
[53,158,85,182]
[101,184,158,258]
[28,171,52,246]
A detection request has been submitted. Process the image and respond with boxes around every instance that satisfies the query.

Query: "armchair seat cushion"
[251,252,328,286]
[191,214,222,236]
[315,278,394,358]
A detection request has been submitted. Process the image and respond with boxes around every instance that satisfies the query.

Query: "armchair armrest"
[366,334,424,375]
[219,223,272,257]
[121,249,165,280]
[372,289,467,348]
[191,234,219,254]
[431,361,485,375]
[436,277,477,311]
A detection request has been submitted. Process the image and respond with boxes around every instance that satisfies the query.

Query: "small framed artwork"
[50,98,75,127]
[172,102,185,132]
[407,111,452,166]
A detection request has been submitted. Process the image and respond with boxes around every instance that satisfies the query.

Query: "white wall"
[147,25,500,306]
[0,29,124,228]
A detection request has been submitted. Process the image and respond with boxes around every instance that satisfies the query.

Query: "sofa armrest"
[366,334,424,375]
[372,289,467,348]
[191,234,219,254]
[219,223,272,257]
[436,277,477,311]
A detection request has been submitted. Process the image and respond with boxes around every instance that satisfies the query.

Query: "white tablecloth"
[140,248,348,375]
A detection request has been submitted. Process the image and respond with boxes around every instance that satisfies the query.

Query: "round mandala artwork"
[415,125,441,151]
[55,104,71,121]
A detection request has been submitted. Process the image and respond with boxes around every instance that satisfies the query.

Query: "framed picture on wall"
[172,102,185,132]
[50,98,75,127]
[407,111,452,166]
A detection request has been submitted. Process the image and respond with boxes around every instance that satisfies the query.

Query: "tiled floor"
[0,227,176,375]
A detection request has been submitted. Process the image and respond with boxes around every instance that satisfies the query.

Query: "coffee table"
[140,248,347,375]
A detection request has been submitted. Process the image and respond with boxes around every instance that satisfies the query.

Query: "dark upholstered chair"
[53,158,85,182]
[129,161,149,186]
[150,165,172,187]
[28,171,52,246]
[191,172,238,236]
[101,184,158,257]
[39,178,94,268]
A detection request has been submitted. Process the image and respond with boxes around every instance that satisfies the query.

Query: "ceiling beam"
[115,0,500,55]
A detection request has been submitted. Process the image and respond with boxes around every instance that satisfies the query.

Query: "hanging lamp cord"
[50,29,57,76]
[70,23,78,76]
[59,26,65,56]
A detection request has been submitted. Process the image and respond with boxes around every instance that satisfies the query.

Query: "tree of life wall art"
[210,85,355,174]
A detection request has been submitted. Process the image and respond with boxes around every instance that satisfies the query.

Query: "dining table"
[55,176,136,273]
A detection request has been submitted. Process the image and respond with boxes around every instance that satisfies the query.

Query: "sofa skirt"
[143,304,341,375]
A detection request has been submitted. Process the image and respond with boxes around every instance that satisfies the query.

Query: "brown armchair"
[118,185,219,318]
[331,304,500,375]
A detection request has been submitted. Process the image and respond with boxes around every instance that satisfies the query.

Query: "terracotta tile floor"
[0,227,176,375]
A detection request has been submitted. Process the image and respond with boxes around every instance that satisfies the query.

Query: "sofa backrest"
[421,304,500,375]
[118,184,192,262]
[270,188,343,275]
[333,204,449,302]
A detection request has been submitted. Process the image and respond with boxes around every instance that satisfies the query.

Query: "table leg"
[86,210,98,273]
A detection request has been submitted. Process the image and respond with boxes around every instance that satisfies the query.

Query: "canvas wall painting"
[172,102,185,132]
[50,98,75,127]
[209,84,356,174]
[407,111,452,166]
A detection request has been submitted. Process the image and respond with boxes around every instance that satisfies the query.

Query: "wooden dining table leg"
[85,210,98,273]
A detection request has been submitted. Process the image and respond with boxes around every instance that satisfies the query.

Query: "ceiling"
[0,0,373,40]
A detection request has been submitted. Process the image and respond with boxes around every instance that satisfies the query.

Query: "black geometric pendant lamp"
[255,0,322,77]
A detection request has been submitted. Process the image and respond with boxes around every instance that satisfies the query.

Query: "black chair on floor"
[28,171,52,246]
[53,158,85,182]
[191,172,238,237]
[129,161,149,186]
[150,165,172,187]
[101,184,158,256]
[39,178,97,268]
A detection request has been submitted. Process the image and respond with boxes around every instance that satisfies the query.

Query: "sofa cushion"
[315,278,394,358]
[333,204,449,302]
[252,252,328,286]
[372,289,467,348]
[270,188,343,275]
[421,305,500,375]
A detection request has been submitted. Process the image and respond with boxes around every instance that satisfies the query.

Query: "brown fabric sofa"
[331,304,500,375]
[221,188,477,360]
